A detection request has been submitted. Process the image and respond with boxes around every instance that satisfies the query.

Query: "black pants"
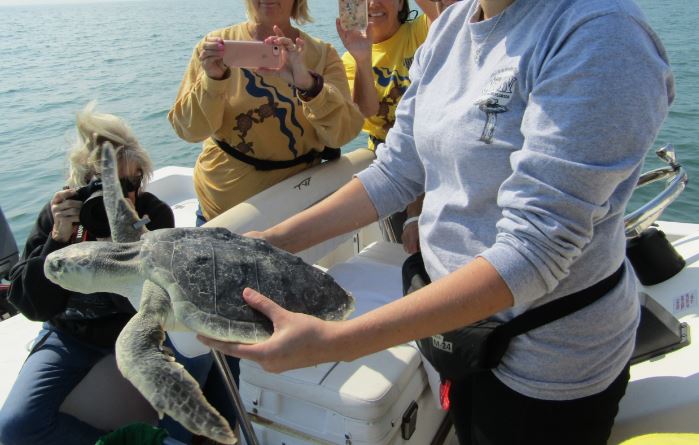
[449,363,630,445]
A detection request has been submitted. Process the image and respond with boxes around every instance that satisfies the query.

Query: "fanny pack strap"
[214,139,340,171]
[402,253,626,366]
[486,263,626,363]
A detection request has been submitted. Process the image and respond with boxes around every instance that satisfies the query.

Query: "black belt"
[487,263,626,360]
[215,139,340,171]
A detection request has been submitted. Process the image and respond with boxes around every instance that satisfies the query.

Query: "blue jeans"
[195,205,241,431]
[0,323,212,445]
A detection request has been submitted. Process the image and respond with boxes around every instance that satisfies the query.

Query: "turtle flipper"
[101,142,148,243]
[116,281,237,444]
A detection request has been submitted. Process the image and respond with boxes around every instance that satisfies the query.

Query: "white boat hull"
[2,149,698,444]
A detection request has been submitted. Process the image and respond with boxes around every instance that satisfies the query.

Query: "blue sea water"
[0,0,697,248]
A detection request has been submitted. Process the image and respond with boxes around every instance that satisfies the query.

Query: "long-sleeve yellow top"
[169,23,364,221]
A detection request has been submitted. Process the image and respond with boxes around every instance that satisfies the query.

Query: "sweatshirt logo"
[474,68,517,144]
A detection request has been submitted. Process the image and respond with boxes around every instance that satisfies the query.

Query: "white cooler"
[238,242,450,444]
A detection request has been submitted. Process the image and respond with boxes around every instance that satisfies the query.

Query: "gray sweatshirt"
[357,0,674,400]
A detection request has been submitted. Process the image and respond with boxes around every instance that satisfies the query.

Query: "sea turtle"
[43,144,355,444]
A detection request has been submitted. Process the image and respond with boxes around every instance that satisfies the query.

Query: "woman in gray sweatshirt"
[201,0,674,443]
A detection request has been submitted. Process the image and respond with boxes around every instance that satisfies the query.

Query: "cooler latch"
[401,400,419,440]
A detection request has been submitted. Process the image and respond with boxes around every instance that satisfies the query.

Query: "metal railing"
[624,144,688,239]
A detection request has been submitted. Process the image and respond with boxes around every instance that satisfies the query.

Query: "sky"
[0,0,138,5]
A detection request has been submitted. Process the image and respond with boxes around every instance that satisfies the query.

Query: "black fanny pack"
[402,252,625,382]
[214,139,340,171]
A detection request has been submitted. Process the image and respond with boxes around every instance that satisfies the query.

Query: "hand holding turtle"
[198,287,340,373]
[199,36,229,80]
[50,189,81,242]
[259,25,314,91]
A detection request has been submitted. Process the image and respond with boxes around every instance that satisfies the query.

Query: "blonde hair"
[244,0,312,25]
[67,102,153,189]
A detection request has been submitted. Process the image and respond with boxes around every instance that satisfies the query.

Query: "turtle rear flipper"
[116,281,237,444]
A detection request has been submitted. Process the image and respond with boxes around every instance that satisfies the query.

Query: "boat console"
[0,207,19,320]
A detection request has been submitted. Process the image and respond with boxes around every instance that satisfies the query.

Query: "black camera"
[71,178,111,238]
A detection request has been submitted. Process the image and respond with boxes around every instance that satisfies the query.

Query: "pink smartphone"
[222,40,283,70]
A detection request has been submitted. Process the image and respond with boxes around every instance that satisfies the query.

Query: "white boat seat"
[59,353,158,431]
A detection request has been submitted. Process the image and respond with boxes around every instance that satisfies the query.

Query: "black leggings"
[448,363,630,445]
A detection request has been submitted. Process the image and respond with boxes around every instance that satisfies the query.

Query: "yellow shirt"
[169,23,364,220]
[342,15,430,151]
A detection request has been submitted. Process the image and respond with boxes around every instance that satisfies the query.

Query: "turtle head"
[44,241,144,299]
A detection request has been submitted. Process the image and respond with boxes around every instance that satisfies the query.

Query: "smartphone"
[222,40,283,70]
[339,0,368,33]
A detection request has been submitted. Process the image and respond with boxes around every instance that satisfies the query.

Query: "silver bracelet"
[403,216,419,230]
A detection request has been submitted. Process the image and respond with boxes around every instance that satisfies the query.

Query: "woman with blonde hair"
[0,103,203,445]
[169,0,364,226]
[67,102,153,189]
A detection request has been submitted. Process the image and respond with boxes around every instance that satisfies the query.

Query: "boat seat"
[170,198,199,229]
[0,314,157,432]
[59,353,158,431]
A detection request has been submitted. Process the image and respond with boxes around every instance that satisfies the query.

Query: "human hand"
[197,287,337,373]
[336,18,372,65]
[50,189,82,242]
[258,25,313,90]
[199,36,229,80]
[401,221,420,254]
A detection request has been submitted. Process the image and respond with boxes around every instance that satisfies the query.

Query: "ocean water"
[0,0,697,248]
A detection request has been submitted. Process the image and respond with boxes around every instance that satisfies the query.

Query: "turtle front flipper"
[116,281,237,444]
[101,142,148,243]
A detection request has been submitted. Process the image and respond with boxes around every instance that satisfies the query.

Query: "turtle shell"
[140,227,354,338]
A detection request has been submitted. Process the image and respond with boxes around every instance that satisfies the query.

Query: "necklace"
[473,8,505,64]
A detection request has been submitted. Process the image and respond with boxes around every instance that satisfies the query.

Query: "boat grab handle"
[624,144,688,239]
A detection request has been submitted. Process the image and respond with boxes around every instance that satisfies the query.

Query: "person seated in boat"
[336,0,449,253]
[168,0,364,227]
[199,0,674,444]
[0,103,209,445]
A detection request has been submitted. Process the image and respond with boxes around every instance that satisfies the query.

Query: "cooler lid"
[240,242,422,421]
[240,343,422,422]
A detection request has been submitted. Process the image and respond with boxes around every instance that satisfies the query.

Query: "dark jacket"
[8,192,174,347]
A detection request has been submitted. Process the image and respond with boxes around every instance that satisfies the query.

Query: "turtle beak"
[45,244,99,292]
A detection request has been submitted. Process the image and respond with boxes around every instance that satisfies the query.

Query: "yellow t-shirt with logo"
[342,15,430,151]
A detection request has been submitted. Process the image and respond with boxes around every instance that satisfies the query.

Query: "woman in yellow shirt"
[169,0,364,223]
[337,0,443,253]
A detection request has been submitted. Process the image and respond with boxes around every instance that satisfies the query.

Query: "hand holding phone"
[222,40,283,70]
[339,0,368,33]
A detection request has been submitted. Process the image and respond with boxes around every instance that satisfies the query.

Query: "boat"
[0,145,697,444]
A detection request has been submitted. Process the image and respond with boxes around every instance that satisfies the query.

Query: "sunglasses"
[119,175,142,194]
